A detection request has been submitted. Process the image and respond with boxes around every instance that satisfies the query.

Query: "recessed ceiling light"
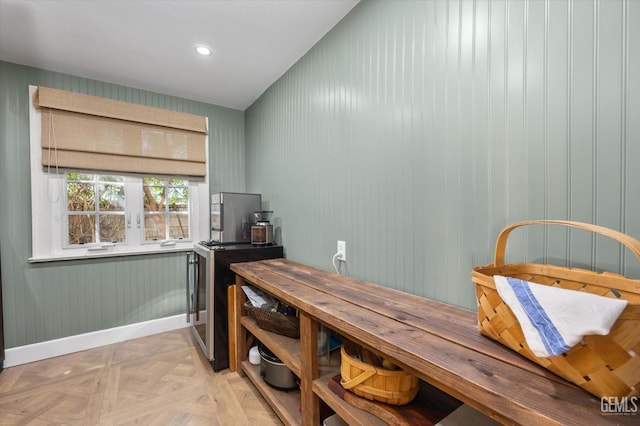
[195,45,212,56]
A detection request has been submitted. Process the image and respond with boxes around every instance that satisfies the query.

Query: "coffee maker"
[251,211,274,245]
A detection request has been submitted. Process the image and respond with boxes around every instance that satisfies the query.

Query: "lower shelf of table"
[241,361,391,426]
[313,373,387,426]
[241,361,301,425]
[313,372,464,426]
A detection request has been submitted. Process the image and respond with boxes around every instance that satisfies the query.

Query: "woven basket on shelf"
[472,220,640,399]
[340,341,418,406]
[243,302,300,338]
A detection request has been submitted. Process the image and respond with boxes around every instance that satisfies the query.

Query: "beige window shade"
[36,86,207,177]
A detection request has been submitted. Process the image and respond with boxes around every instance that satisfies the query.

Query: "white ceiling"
[0,0,359,110]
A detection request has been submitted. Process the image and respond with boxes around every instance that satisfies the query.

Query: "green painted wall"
[246,0,640,309]
[0,61,246,347]
[2,0,640,348]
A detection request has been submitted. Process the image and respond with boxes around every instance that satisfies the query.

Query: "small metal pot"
[259,344,298,390]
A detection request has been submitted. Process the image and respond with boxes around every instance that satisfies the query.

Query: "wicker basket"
[472,220,640,399]
[340,341,418,405]
[244,302,300,338]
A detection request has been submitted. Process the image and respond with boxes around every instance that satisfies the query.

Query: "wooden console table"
[231,258,635,426]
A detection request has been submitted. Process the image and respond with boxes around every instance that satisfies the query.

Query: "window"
[143,177,190,241]
[64,174,192,247]
[66,173,126,245]
[29,86,209,262]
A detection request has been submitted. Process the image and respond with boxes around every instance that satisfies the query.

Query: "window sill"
[28,245,194,263]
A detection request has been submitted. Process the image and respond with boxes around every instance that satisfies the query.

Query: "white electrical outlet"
[337,240,346,262]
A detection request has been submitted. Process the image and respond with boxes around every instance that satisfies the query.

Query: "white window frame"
[28,85,209,262]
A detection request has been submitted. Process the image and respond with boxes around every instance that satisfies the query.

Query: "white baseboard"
[4,314,190,368]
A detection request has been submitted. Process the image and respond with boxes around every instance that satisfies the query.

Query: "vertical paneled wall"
[246,0,640,309]
[0,61,246,347]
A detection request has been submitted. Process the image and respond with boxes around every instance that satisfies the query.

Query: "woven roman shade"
[35,86,207,177]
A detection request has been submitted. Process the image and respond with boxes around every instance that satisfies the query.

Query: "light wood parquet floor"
[0,328,282,425]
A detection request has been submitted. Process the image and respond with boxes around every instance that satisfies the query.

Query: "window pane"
[98,175,124,183]
[143,185,165,212]
[65,173,128,246]
[67,172,93,182]
[68,214,95,244]
[143,177,163,186]
[99,184,125,211]
[99,214,126,242]
[144,214,166,240]
[142,176,190,242]
[169,213,189,239]
[67,182,96,212]
[168,186,189,211]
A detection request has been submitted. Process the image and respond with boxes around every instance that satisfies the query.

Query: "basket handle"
[494,220,640,266]
[340,366,377,390]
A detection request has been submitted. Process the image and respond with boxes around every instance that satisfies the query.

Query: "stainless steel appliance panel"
[210,192,261,243]
[191,243,215,361]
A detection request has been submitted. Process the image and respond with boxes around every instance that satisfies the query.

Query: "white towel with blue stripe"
[493,275,628,357]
